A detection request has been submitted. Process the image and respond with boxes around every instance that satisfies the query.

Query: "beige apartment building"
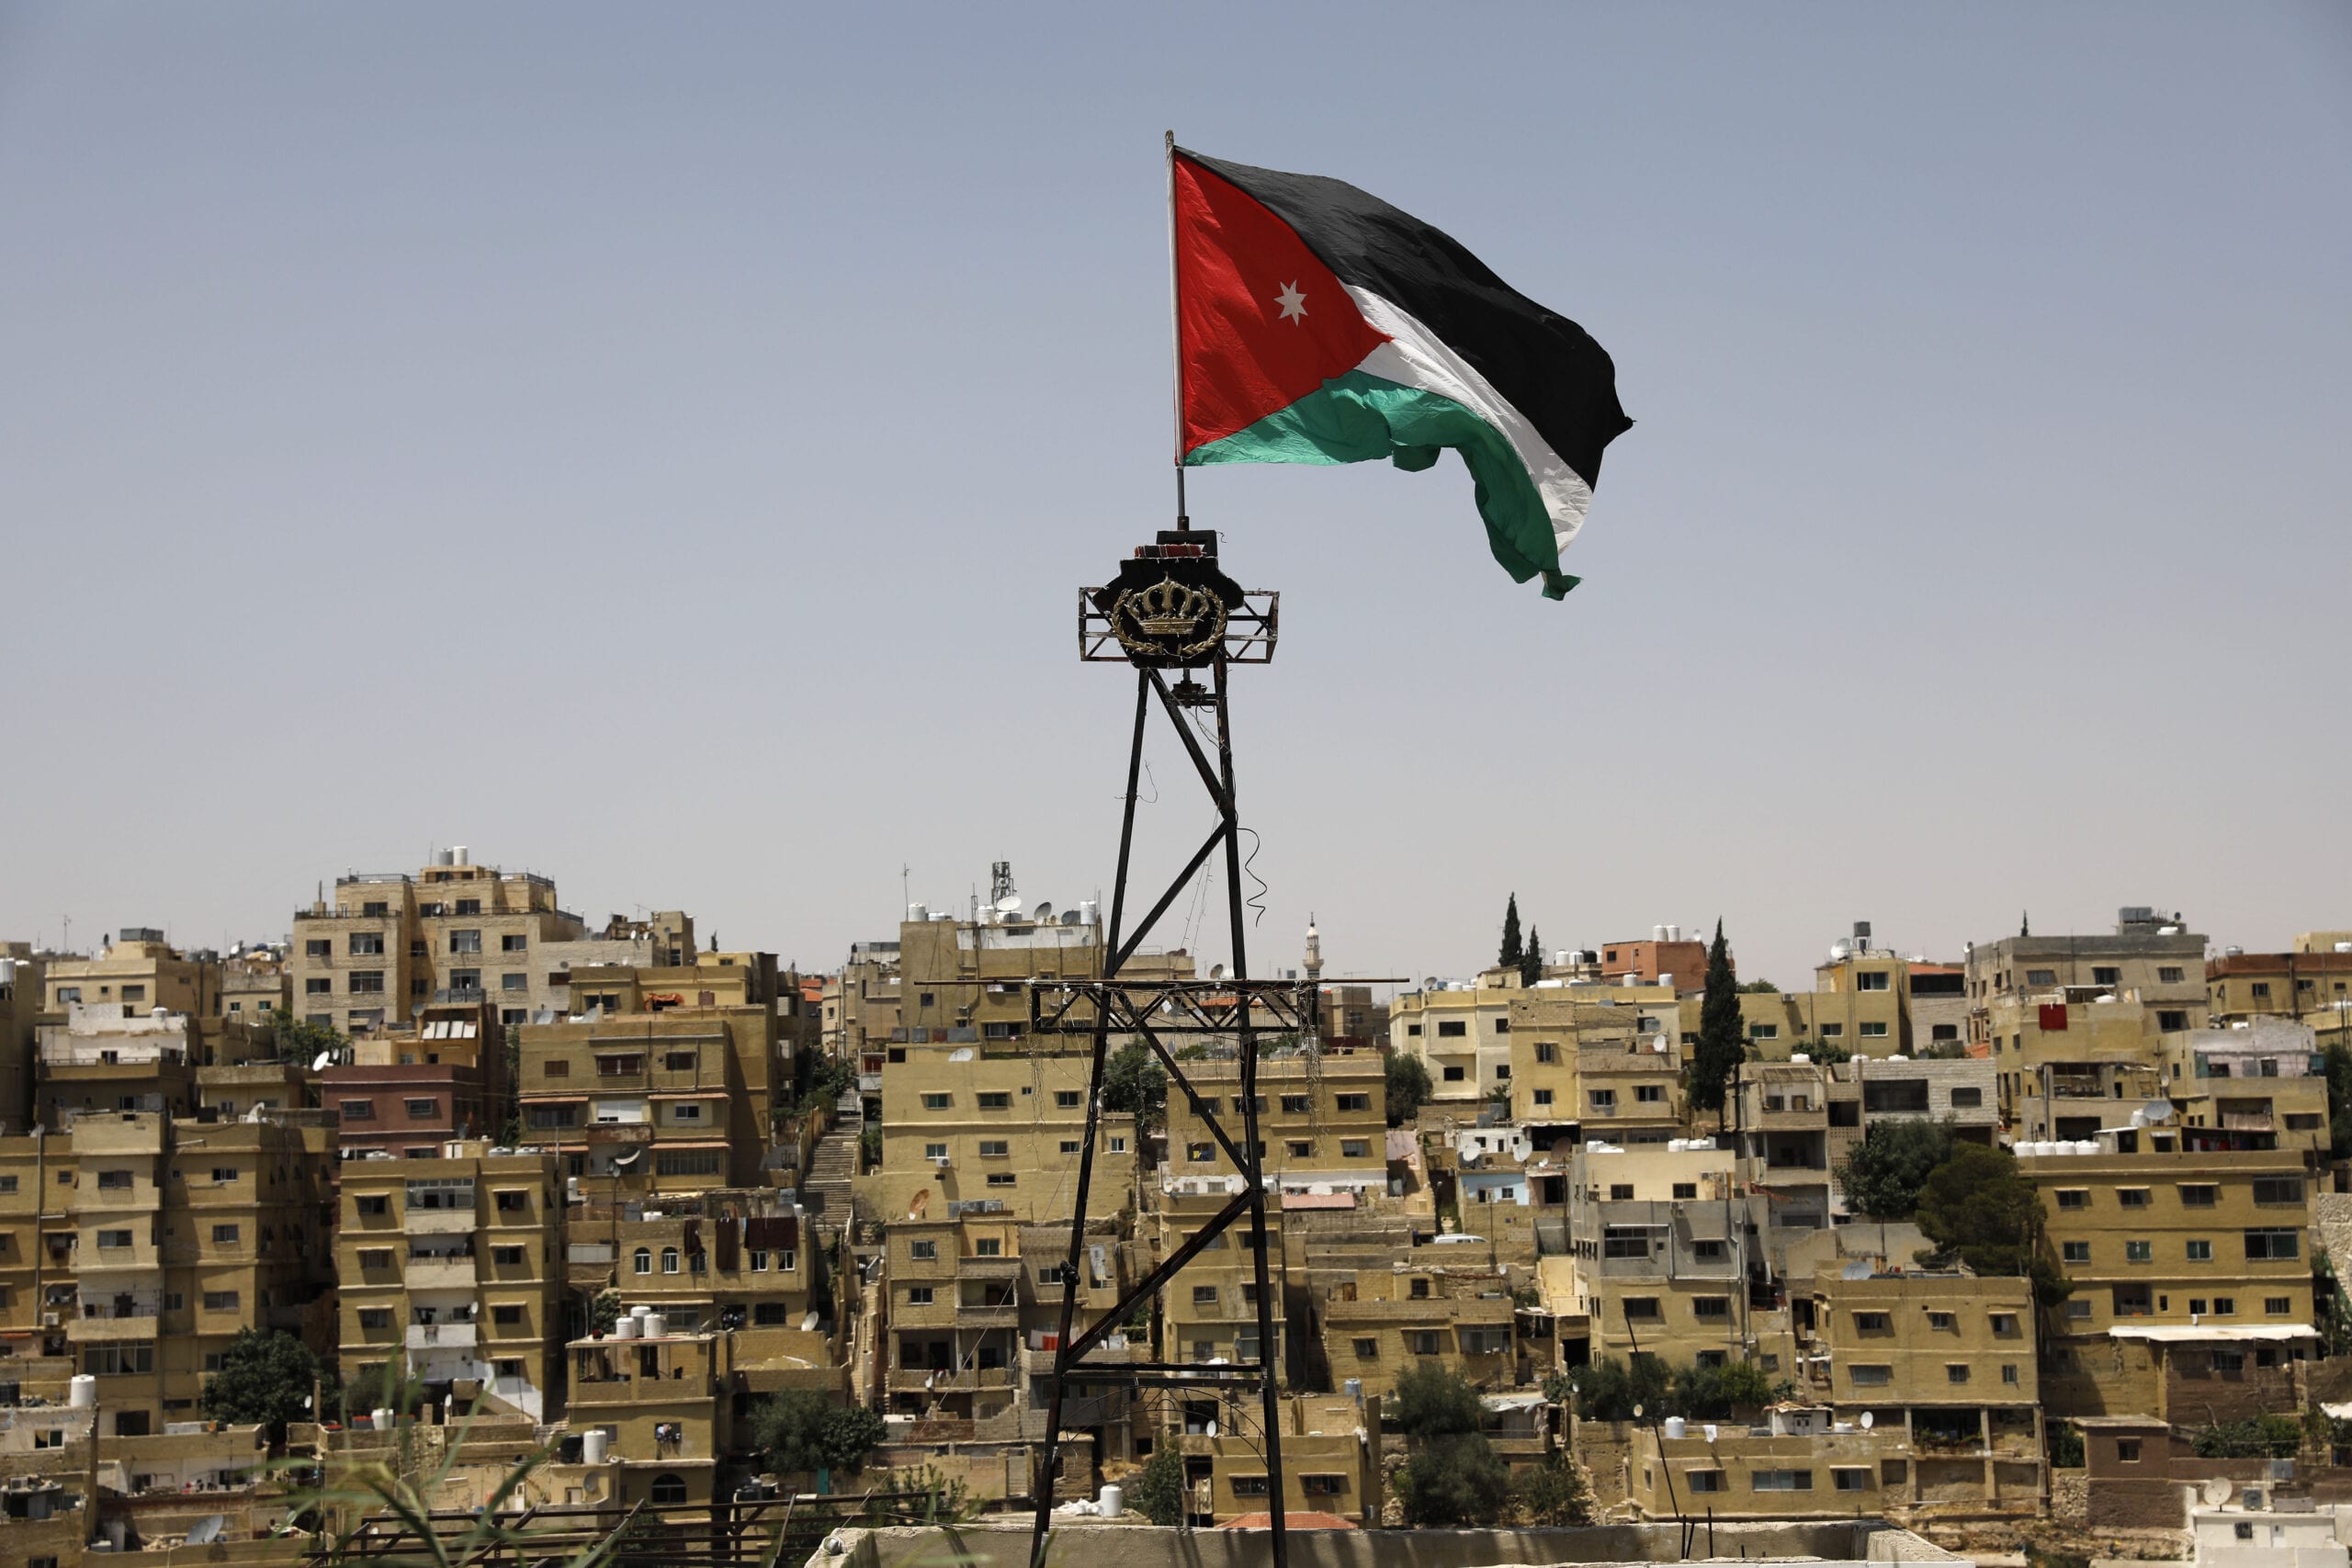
[1173,1393,1375,1526]
[2157,1019,2329,1153]
[869,1035,1135,1224]
[1562,1139,1766,1367]
[336,1146,565,1422]
[884,1211,1027,1424]
[1320,1261,1518,1398]
[219,950,290,1026]
[2024,1134,2313,1357]
[1388,978,1519,1108]
[1964,908,2210,1054]
[288,850,589,1034]
[42,930,218,1020]
[894,906,1189,1045]
[1157,1186,1285,1375]
[1163,1049,1385,1194]
[565,1322,734,1514]
[1804,1270,2041,1469]
[516,1006,777,1195]
[2208,949,2352,1033]
[583,1198,822,1337]
[0,1129,75,1351]
[1508,984,1680,1133]
[51,1110,332,1435]
[1676,942,1920,1058]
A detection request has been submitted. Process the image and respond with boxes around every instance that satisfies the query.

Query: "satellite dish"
[311,1051,334,1072]
[1860,1411,1874,1429]
[2140,1099,2175,1124]
[1632,1404,1645,1420]
[1210,964,1226,981]
[995,895,1023,915]
[2205,1478,2233,1506]
[1034,902,1054,921]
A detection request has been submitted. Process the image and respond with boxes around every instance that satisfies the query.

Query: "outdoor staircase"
[801,1090,863,1243]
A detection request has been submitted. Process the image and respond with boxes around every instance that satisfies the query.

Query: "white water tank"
[69,1374,97,1408]
[372,1407,393,1431]
[1653,925,1668,942]
[1791,1053,1812,1065]
[1667,924,1682,943]
[1098,1483,1123,1519]
[908,904,928,923]
[1664,1416,1689,1439]
[2074,1140,2100,1155]
[613,1316,639,1340]
[583,1428,610,1464]
[452,846,469,865]
[642,1313,666,1340]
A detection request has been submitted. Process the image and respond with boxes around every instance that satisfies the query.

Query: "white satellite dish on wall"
[1860,1411,1874,1430]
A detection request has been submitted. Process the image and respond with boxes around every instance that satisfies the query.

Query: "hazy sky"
[4,4,2347,991]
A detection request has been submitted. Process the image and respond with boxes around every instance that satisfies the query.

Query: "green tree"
[2046,1421,2085,1468]
[1914,1145,2065,1303]
[1498,894,1524,973]
[1385,1050,1432,1127]
[1737,979,1781,994]
[200,1328,333,1439]
[1794,1037,1852,1064]
[265,1007,346,1062]
[1571,1356,1673,1421]
[1102,1039,1168,1136]
[1396,1434,1510,1526]
[2190,1414,2301,1459]
[1520,924,1544,987]
[2324,1043,2352,1161]
[587,1288,621,1337]
[748,1388,884,1478]
[1392,1363,1482,1438]
[1129,1443,1186,1526]
[1671,1359,1776,1418]
[1512,1452,1593,1526]
[1688,919,1745,1128]
[1834,1119,1956,1220]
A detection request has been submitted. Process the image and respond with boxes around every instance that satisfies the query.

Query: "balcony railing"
[408,1209,475,1235]
[403,1257,477,1290]
[406,1322,478,1349]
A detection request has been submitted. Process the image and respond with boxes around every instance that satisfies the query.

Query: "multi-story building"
[539,911,697,1015]
[325,996,499,1158]
[592,1196,820,1335]
[220,950,291,1027]
[1964,907,2210,1053]
[1162,1050,1385,1196]
[565,1320,734,1513]
[1821,1055,2000,1171]
[288,850,589,1035]
[516,1006,777,1195]
[869,1034,1134,1224]
[0,946,41,1134]
[1508,985,1680,1135]
[1319,1261,1518,1398]
[1733,1062,1835,1233]
[35,1007,193,1128]
[2157,1019,2330,1154]
[2024,1133,2314,1347]
[1174,1393,1375,1526]
[1676,933,1924,1059]
[1982,990,2169,1134]
[1157,1186,1285,1376]
[883,1212,1026,1424]
[335,1145,565,1422]
[2208,948,2352,1036]
[42,930,219,1020]
[57,1109,333,1434]
[1598,930,1712,988]
[0,1129,74,1354]
[1802,1268,2042,1497]
[825,940,902,1090]
[1562,1139,1764,1366]
[1388,978,1517,1109]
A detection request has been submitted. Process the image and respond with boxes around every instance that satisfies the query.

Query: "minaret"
[1304,914,1323,987]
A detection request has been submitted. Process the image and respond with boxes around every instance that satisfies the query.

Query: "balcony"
[953,1296,1022,1329]
[68,1313,161,1343]
[406,1322,478,1350]
[403,1257,477,1290]
[857,1075,883,1094]
[408,1209,475,1235]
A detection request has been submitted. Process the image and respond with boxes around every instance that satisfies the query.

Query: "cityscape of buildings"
[4,856,2352,1567]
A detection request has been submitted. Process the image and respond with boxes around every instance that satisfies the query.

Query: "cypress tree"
[1690,919,1745,1130]
[1520,925,1544,987]
[1498,895,1524,972]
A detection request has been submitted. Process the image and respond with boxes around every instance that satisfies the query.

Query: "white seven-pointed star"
[1274,280,1307,323]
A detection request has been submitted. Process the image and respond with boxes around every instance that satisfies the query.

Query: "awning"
[2108,1324,2317,1343]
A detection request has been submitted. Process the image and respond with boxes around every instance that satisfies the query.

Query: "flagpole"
[1167,129,1188,531]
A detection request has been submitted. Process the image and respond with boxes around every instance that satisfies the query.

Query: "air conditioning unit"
[41,1313,61,1328]
[933,1155,952,1168]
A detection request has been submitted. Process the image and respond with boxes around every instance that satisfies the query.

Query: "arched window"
[662,1247,680,1274]
[649,1472,688,1506]
[632,1248,651,1275]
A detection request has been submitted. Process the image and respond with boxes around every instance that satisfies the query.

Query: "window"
[905,1286,933,1305]
[975,1238,1002,1257]
[909,1240,938,1261]
[1230,1475,1271,1497]
[655,1151,722,1177]
[1928,1312,1955,1331]
[1853,1312,1891,1332]
[211,1224,240,1245]
[2115,1186,2152,1209]
[1535,1042,1558,1065]
[1060,1140,1082,1155]
[1672,1181,1698,1201]
[1352,1337,1378,1358]
[1748,1023,1779,1041]
[2253,1178,2304,1205]
[1692,1297,1729,1320]
[2188,1239,2212,1261]
[1752,1470,1814,1492]
[1193,1285,1219,1304]
[2062,1241,2091,1264]
[1636,1084,1665,1102]
[406,1099,439,1118]
[1834,1468,1871,1492]
[1949,1087,1984,1109]
[660,1247,681,1274]
[495,1189,528,1213]
[1108,1136,1127,1154]
[921,1093,952,1110]
[202,1291,239,1312]
[2189,1298,2209,1315]
[1335,1093,1371,1112]
[650,1473,688,1506]
[2245,1230,2300,1261]
[96,1169,133,1190]
[1437,1021,1467,1038]
[1686,1470,1726,1494]
[1859,1021,1889,1038]
[2056,1189,2088,1210]
[1056,1090,1081,1108]
[2252,982,2272,998]
[1990,1313,2018,1336]
[1622,1297,1661,1321]
[2026,969,2058,986]
[2180,1183,2218,1207]
[633,1248,652,1274]
[2158,966,2185,984]
[1849,1365,1891,1386]
[2117,1438,2143,1461]
[1533,1089,1555,1106]
[2267,1296,2294,1314]
[986,1172,1017,1187]
[1442,1066,1465,1081]
[491,1303,524,1326]
[2159,1010,2189,1032]
[978,1140,1009,1157]
[1611,1184,1634,1201]
[1282,1094,1311,1113]
[1286,1140,1313,1157]
[2214,1297,2237,1314]
[1410,1331,1442,1355]
[306,940,331,957]
[925,1143,949,1160]
[1590,1089,1618,1110]
[448,968,481,992]
[1856,970,1890,991]
[355,1195,389,1216]
[449,930,482,954]
[1946,1363,1971,1383]
[491,1245,524,1266]
[2066,1299,2092,1320]
[83,1343,154,1376]
[306,977,334,995]
[1340,1139,1369,1158]
[2092,966,2120,987]
[977,1092,1011,1111]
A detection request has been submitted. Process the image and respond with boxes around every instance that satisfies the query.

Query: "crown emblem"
[1112,575,1227,660]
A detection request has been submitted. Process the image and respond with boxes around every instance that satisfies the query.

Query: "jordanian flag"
[1174,147,1632,598]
